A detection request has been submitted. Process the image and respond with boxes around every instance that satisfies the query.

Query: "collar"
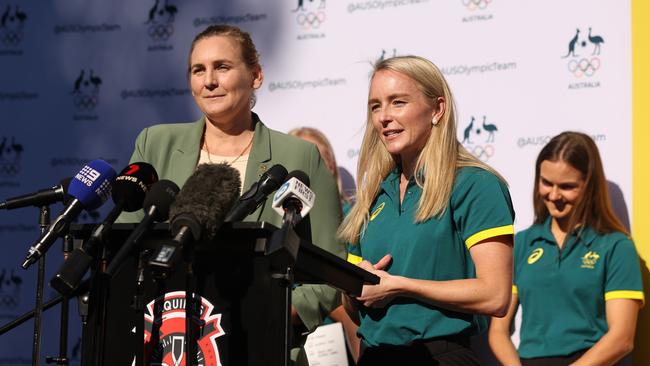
[529,216,598,247]
[379,167,401,198]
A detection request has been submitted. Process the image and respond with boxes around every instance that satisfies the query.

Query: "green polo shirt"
[348,166,514,347]
[513,218,645,359]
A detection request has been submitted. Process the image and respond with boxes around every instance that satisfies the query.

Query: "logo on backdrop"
[293,0,326,40]
[461,0,492,11]
[0,136,23,181]
[377,48,397,62]
[142,291,224,366]
[562,27,604,89]
[460,115,498,162]
[0,4,26,55]
[144,0,177,51]
[70,69,102,120]
[460,0,493,22]
[0,268,23,313]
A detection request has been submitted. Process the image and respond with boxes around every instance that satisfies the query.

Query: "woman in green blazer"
[119,24,345,363]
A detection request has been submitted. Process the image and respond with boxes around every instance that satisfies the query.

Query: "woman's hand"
[356,255,402,308]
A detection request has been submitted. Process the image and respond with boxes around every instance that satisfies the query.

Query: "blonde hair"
[338,56,504,244]
[288,127,350,203]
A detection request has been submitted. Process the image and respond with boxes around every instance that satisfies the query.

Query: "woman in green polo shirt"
[338,55,515,365]
[489,131,644,365]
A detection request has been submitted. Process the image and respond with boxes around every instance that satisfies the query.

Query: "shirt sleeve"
[450,168,515,249]
[604,236,645,305]
[347,243,362,264]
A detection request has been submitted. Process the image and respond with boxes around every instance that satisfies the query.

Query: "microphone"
[266,171,314,269]
[224,164,288,222]
[0,177,72,210]
[148,163,241,276]
[271,170,315,226]
[104,179,179,277]
[22,160,117,269]
[50,162,159,295]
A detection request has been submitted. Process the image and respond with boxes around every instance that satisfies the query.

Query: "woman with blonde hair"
[489,131,644,366]
[340,55,515,365]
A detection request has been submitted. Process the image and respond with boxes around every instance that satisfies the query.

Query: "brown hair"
[188,24,260,75]
[533,131,628,235]
[288,127,350,203]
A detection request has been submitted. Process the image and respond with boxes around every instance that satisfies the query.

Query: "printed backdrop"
[0,0,641,365]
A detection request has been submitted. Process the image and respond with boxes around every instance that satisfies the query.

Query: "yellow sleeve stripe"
[466,225,515,249]
[347,253,363,265]
[605,290,645,306]
[512,285,518,295]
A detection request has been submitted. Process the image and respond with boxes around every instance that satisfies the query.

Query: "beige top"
[198,150,248,194]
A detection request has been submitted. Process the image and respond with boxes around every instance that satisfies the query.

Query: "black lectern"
[70,222,377,366]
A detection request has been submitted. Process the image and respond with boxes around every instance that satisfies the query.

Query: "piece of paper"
[304,322,349,366]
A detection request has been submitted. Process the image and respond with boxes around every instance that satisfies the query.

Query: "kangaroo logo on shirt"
[581,251,600,269]
[370,202,385,221]
[527,248,544,264]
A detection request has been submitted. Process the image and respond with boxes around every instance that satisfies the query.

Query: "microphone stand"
[31,205,51,366]
[0,279,90,336]
[184,242,197,366]
[134,250,150,366]
[45,234,73,366]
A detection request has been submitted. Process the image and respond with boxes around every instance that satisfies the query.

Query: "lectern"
[70,222,377,366]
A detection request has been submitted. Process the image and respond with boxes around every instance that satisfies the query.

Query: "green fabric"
[117,113,345,334]
[514,218,645,358]
[349,167,514,347]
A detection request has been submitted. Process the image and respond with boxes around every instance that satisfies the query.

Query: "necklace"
[203,134,254,165]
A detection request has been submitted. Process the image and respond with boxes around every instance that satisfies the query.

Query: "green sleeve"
[604,236,645,303]
[451,168,515,249]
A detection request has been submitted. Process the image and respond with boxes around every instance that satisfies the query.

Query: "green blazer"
[118,113,345,332]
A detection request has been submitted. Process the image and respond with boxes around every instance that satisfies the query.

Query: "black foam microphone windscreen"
[169,163,241,241]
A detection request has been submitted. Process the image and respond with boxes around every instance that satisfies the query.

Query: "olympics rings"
[1,29,23,46]
[148,23,174,41]
[0,162,20,176]
[462,0,492,11]
[470,144,494,161]
[567,57,600,78]
[296,11,326,30]
[0,294,19,310]
[73,93,99,111]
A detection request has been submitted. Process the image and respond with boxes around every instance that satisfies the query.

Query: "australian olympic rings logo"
[0,161,20,176]
[470,144,494,161]
[296,11,326,29]
[1,29,23,46]
[147,23,174,41]
[461,0,492,11]
[0,294,19,309]
[567,57,601,78]
[73,93,99,111]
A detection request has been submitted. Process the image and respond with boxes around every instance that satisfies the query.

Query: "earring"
[432,117,439,126]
